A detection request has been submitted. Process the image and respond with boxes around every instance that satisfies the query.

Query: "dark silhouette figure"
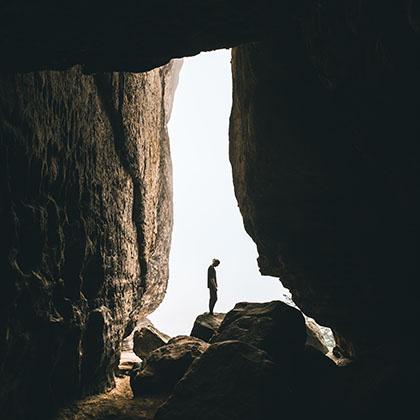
[207,258,220,315]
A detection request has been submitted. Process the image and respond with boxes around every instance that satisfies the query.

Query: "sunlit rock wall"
[0,60,181,418]
[229,3,420,357]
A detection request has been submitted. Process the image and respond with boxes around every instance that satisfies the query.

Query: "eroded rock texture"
[0,59,182,418]
[133,325,169,359]
[230,2,420,357]
[131,336,209,397]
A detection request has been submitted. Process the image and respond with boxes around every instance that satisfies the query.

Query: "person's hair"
[212,258,220,265]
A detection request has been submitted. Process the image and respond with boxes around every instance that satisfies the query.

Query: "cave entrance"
[148,49,335,352]
[150,49,286,335]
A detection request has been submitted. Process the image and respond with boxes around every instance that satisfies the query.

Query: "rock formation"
[0,1,290,73]
[0,60,182,418]
[156,302,338,419]
[229,10,420,356]
[1,1,419,417]
[131,336,209,396]
[211,301,306,364]
[155,341,282,420]
[133,325,170,359]
[190,313,225,342]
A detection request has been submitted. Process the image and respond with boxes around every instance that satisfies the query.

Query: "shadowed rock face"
[131,336,209,397]
[211,301,306,364]
[190,313,225,342]
[155,341,283,420]
[229,2,420,357]
[0,0,291,73]
[1,0,420,417]
[0,60,181,418]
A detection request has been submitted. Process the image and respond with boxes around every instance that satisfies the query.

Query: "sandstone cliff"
[230,22,420,357]
[0,60,182,417]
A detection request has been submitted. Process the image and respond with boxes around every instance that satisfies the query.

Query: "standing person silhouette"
[207,258,220,315]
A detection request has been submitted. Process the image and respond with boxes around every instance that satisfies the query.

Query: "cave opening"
[150,49,285,337]
[146,49,335,348]
[1,2,419,417]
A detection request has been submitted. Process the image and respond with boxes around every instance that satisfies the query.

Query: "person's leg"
[209,289,217,314]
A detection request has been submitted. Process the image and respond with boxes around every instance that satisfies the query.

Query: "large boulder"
[155,340,287,420]
[210,301,306,363]
[295,345,339,414]
[190,313,225,342]
[130,336,209,396]
[305,319,329,354]
[133,326,170,359]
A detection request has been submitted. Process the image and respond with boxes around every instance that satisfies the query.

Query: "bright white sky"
[149,49,289,337]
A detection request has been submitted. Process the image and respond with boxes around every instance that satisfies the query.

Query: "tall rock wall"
[229,2,420,358]
[0,60,181,418]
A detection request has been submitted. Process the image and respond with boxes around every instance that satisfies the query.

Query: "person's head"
[212,258,220,267]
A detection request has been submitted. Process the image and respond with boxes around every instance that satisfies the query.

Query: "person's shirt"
[207,265,217,289]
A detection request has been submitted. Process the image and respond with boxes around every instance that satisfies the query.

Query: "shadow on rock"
[130,335,208,397]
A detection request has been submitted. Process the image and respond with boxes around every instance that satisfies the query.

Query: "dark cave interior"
[1,1,420,419]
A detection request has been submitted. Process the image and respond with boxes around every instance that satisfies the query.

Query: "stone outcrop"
[229,5,420,356]
[155,341,282,420]
[131,336,209,396]
[190,313,225,342]
[158,301,340,420]
[1,1,419,417]
[0,59,182,418]
[211,301,306,363]
[133,325,170,359]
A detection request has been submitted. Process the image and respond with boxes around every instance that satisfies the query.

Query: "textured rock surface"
[229,4,420,356]
[1,1,419,417]
[155,341,283,420]
[156,314,338,419]
[133,325,170,359]
[0,59,182,418]
[211,301,306,363]
[190,312,225,342]
[131,336,209,396]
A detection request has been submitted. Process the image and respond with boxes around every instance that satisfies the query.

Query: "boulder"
[117,350,141,377]
[210,301,306,363]
[305,319,329,354]
[190,313,225,342]
[133,326,170,359]
[130,336,209,396]
[289,345,339,417]
[155,341,287,420]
